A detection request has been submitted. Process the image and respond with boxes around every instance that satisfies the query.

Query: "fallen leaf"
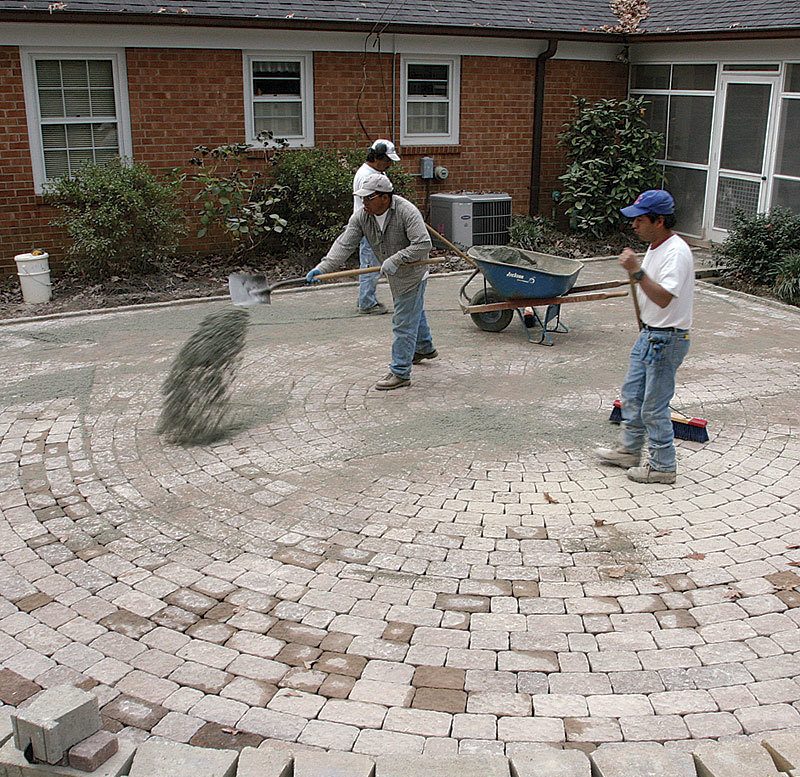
[724,589,743,600]
[594,519,607,527]
[786,544,800,550]
[788,561,800,568]
[655,529,672,537]
[606,567,627,578]
[220,727,238,734]
[685,552,706,561]
[543,492,559,504]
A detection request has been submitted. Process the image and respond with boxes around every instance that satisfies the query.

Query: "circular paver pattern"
[1,265,799,757]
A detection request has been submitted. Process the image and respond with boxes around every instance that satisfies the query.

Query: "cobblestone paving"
[1,262,799,757]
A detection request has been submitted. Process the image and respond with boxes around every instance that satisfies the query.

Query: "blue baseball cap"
[620,189,675,218]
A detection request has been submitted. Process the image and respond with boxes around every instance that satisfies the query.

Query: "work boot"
[358,302,388,315]
[375,373,410,391]
[626,465,676,485]
[412,349,438,364]
[595,446,640,469]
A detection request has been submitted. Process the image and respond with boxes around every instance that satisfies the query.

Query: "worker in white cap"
[351,139,401,315]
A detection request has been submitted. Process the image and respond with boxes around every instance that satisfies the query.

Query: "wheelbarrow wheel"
[469,289,514,332]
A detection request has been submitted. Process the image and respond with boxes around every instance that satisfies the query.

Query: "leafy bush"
[773,251,800,306]
[268,147,415,263]
[715,207,800,286]
[558,96,664,237]
[186,131,288,256]
[45,159,184,279]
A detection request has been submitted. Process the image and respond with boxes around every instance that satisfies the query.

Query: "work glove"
[381,258,398,277]
[306,268,322,283]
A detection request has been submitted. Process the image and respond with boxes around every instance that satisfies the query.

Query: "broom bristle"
[609,399,709,443]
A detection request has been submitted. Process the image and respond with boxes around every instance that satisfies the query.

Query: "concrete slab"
[0,738,134,777]
[693,741,782,777]
[376,754,510,777]
[12,686,100,765]
[762,731,800,772]
[236,747,292,777]
[510,749,591,776]
[591,744,695,777]
[294,750,375,777]
[128,740,237,777]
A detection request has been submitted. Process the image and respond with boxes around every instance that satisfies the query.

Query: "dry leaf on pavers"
[543,492,559,504]
[655,529,672,537]
[788,561,800,567]
[605,567,628,578]
[594,519,607,527]
[724,589,743,600]
[685,552,706,560]
[786,544,800,549]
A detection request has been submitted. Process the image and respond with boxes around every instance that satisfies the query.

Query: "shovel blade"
[228,273,272,306]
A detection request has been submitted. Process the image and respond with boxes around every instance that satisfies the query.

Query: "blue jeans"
[620,328,691,472]
[389,279,434,380]
[358,237,380,310]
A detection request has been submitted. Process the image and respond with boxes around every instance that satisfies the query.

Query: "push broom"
[609,272,709,443]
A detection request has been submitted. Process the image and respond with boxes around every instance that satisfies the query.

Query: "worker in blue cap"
[596,189,695,484]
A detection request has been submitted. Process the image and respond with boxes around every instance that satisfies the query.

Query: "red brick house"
[1,0,799,272]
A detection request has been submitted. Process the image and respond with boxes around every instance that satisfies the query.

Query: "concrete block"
[762,731,800,772]
[294,750,375,777]
[693,741,781,777]
[12,686,100,766]
[0,738,134,777]
[511,749,591,777]
[1,712,12,747]
[68,731,118,773]
[129,740,238,777]
[591,744,695,777]
[236,747,292,777]
[376,754,510,777]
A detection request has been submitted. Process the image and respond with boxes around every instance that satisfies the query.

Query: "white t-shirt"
[638,233,694,330]
[374,211,389,232]
[353,162,376,213]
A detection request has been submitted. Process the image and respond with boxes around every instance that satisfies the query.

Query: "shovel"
[228,260,445,306]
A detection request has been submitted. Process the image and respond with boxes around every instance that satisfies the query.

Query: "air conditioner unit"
[429,192,512,250]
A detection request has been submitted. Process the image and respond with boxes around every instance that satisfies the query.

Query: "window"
[244,53,314,147]
[21,49,131,194]
[771,67,800,214]
[630,63,717,237]
[401,56,460,146]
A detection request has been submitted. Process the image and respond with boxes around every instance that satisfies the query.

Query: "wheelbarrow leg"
[515,307,555,346]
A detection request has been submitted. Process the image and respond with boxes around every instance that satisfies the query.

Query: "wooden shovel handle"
[425,224,479,267]
[317,258,444,281]
[629,274,643,330]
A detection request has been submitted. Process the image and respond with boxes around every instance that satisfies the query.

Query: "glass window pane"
[640,94,667,142]
[407,101,448,134]
[61,60,89,87]
[662,165,707,236]
[41,124,66,149]
[38,90,65,118]
[671,64,716,91]
[772,178,800,214]
[90,89,116,116]
[408,64,448,81]
[254,102,302,136]
[94,148,117,165]
[723,64,779,72]
[253,61,301,96]
[88,60,114,88]
[64,89,91,117]
[68,148,94,172]
[44,150,69,179]
[36,60,61,88]
[667,95,714,164]
[775,99,800,177]
[720,83,771,173]
[631,65,670,90]
[786,64,800,93]
[66,124,93,148]
[92,122,118,149]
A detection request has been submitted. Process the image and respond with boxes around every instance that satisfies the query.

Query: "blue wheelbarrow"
[460,245,629,345]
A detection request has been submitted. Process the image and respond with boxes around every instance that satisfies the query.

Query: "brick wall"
[0,44,626,275]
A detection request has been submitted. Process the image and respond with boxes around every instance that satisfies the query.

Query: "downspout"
[529,39,559,215]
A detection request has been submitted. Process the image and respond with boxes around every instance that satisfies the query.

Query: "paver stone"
[235,746,292,777]
[294,750,375,777]
[510,748,591,776]
[693,741,781,777]
[590,744,695,777]
[375,753,510,777]
[128,740,237,777]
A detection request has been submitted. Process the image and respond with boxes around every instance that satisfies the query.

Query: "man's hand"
[306,268,322,284]
[381,258,398,276]
[619,248,640,275]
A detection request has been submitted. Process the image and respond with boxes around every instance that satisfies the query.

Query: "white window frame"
[400,55,460,146]
[20,47,132,196]
[243,51,314,148]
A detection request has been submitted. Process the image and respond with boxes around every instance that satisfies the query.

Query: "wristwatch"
[631,269,646,282]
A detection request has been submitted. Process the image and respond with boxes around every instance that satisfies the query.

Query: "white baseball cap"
[371,139,400,162]
[354,173,394,198]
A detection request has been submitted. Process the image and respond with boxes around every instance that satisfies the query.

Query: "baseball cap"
[371,139,400,162]
[620,189,675,218]
[354,173,394,198]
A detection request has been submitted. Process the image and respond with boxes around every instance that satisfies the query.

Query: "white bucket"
[14,252,52,304]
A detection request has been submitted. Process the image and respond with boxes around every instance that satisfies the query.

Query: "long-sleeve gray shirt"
[314,195,432,297]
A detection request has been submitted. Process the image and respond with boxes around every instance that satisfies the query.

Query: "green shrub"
[186,131,288,256]
[715,207,800,286]
[268,147,415,263]
[508,215,573,255]
[773,251,800,306]
[45,159,184,279]
[558,96,664,237]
